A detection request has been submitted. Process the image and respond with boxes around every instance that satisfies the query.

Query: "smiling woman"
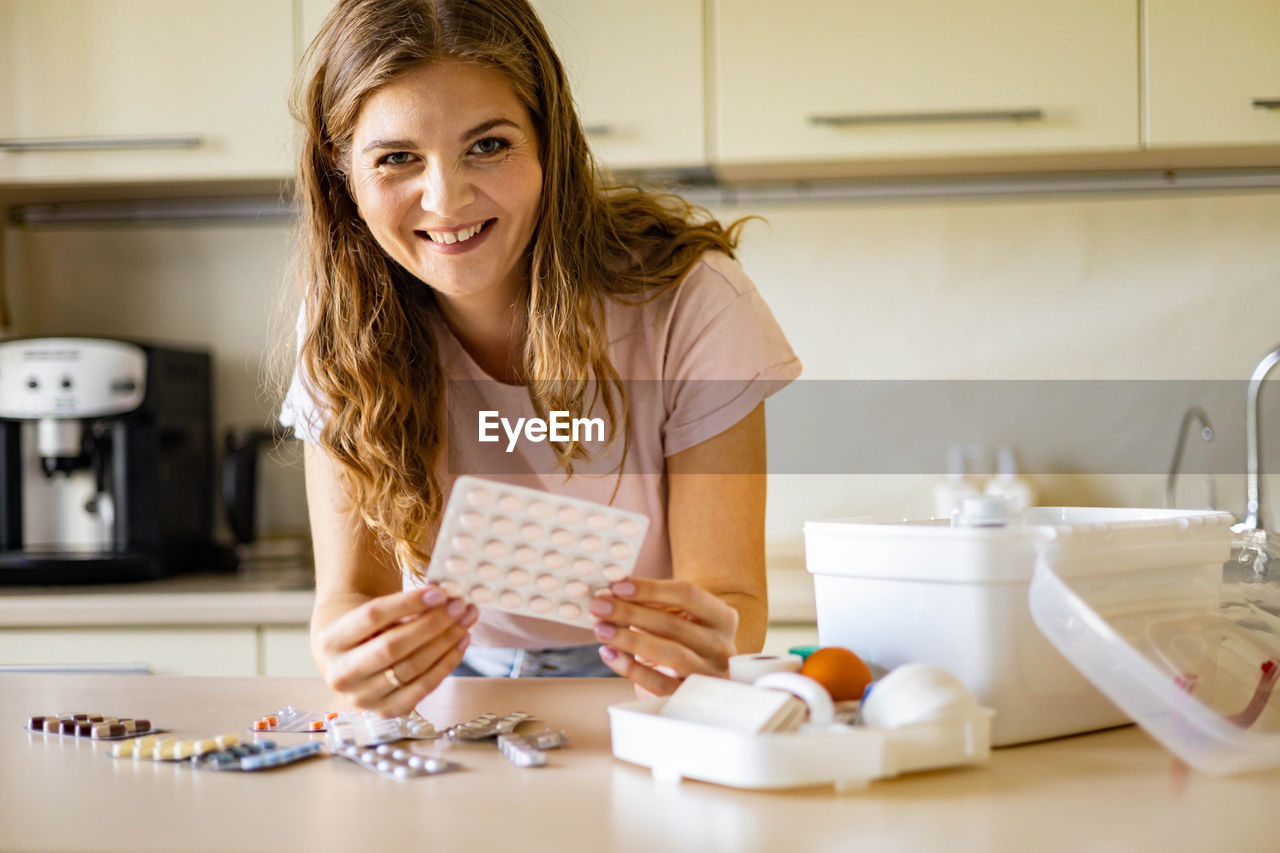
[280,0,801,713]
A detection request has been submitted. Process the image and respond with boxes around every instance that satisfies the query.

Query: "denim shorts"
[453,644,618,678]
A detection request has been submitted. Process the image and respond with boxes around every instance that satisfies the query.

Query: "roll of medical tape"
[751,672,836,725]
[728,653,804,684]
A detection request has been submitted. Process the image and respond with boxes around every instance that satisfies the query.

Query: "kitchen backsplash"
[5,188,1279,554]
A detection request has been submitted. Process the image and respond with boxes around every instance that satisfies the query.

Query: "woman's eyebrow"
[359,119,520,156]
[459,118,520,142]
[361,137,416,155]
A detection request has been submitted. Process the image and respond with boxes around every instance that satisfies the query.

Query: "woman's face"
[348,60,542,311]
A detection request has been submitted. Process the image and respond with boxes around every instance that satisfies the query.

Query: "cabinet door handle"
[808,108,1044,127]
[583,124,614,137]
[0,135,204,152]
[1252,98,1280,110]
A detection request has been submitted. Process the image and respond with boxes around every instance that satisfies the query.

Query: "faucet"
[1165,406,1214,509]
[1242,344,1280,531]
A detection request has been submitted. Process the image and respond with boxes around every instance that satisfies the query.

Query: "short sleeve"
[661,254,802,456]
[277,306,327,444]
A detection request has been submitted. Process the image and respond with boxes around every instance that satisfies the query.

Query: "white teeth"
[426,222,486,244]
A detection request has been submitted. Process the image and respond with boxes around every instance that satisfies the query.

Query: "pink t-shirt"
[281,251,801,648]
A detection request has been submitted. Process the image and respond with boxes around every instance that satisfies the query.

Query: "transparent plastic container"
[1030,539,1280,774]
[804,508,1235,745]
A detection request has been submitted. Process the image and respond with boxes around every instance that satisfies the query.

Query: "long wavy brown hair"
[292,0,750,576]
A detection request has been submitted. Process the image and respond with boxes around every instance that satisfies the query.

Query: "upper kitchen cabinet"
[711,0,1140,177]
[0,0,295,184]
[1145,0,1280,148]
[298,1,705,173]
[533,0,705,171]
[298,0,337,55]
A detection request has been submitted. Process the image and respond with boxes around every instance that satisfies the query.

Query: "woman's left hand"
[590,577,739,696]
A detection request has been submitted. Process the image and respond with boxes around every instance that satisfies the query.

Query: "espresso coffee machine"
[0,337,234,584]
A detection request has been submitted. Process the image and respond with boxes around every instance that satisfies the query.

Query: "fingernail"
[446,599,466,619]
[461,605,479,626]
[612,580,636,597]
[589,597,613,617]
[423,588,447,607]
[599,646,617,663]
[456,634,471,651]
[595,622,616,640]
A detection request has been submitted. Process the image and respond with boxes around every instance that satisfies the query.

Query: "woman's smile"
[416,218,497,253]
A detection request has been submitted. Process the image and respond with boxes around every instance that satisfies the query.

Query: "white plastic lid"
[951,495,1010,527]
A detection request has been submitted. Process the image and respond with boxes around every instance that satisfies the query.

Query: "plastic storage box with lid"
[1030,529,1280,774]
[803,506,1235,746]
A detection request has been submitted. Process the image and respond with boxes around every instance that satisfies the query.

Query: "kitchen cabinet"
[0,625,320,677]
[0,575,319,677]
[0,627,259,676]
[0,0,296,184]
[711,0,1140,174]
[533,0,705,171]
[1145,0,1280,147]
[259,625,321,677]
[299,0,704,172]
[298,0,337,56]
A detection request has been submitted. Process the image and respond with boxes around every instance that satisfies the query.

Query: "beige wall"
[5,187,1279,557]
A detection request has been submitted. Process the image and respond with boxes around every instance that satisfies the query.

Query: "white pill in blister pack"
[426,477,649,628]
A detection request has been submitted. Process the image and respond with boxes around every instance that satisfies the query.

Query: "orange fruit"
[800,646,873,702]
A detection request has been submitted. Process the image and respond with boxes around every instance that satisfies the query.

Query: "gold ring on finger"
[384,666,404,690]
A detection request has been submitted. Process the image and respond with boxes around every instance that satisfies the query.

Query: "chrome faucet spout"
[1166,406,1214,509]
[1243,344,1280,530]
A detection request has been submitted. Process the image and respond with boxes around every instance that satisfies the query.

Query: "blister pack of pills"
[425,476,649,628]
[195,741,325,771]
[333,743,461,780]
[111,733,241,761]
[252,707,337,733]
[253,707,440,738]
[26,713,163,740]
[445,711,531,740]
[496,733,548,767]
[524,729,569,750]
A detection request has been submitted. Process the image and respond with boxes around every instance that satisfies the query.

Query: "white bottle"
[933,444,982,519]
[984,445,1035,513]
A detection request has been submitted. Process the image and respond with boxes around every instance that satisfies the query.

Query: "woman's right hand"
[314,585,478,716]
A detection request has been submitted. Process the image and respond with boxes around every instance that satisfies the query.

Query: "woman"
[281,0,801,716]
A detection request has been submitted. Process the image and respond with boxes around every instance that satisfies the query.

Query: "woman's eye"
[471,137,509,156]
[379,151,413,166]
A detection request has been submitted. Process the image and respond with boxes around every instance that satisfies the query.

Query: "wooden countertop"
[2,674,1278,852]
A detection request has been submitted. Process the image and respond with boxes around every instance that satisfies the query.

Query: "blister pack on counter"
[195,741,325,771]
[252,707,438,738]
[111,733,241,760]
[445,711,531,740]
[26,713,164,740]
[251,707,337,733]
[496,730,569,768]
[334,743,461,780]
[325,712,438,749]
[425,476,649,628]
